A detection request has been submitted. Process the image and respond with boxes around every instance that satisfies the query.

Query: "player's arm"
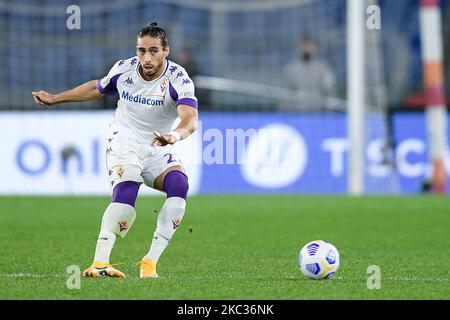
[32,79,104,107]
[153,105,199,146]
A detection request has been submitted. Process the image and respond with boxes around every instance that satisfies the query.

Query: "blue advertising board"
[198,112,447,194]
[0,111,446,195]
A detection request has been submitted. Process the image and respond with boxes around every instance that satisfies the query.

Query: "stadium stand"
[1,0,448,111]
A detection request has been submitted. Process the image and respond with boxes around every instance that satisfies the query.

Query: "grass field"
[0,195,449,300]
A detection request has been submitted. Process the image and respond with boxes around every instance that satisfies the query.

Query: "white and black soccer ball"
[298,240,340,280]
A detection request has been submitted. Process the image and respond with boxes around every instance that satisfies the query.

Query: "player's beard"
[142,62,162,78]
[143,66,156,77]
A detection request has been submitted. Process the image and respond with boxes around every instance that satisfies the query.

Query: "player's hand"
[152,132,177,146]
[32,90,57,107]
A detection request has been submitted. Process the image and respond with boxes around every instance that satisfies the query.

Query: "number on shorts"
[164,153,175,164]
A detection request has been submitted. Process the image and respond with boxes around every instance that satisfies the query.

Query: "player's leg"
[84,137,144,278]
[94,181,139,262]
[140,164,188,278]
[84,172,142,278]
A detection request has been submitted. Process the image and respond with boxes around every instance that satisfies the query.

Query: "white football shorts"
[105,135,183,189]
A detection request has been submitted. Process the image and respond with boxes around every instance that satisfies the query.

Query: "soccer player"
[32,22,198,279]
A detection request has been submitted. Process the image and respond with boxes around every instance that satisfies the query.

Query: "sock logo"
[172,218,181,230]
[118,220,128,232]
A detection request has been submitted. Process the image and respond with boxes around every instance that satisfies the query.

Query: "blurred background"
[0,0,449,195]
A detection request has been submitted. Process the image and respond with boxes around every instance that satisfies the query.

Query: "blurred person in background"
[280,36,337,111]
[174,48,199,78]
[174,47,212,110]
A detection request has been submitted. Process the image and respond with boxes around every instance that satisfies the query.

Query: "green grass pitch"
[0,195,449,300]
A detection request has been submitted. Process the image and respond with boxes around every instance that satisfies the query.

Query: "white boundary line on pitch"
[2,273,449,282]
[2,273,64,279]
[334,276,450,282]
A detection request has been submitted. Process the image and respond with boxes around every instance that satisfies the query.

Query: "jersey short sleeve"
[97,58,132,96]
[168,68,198,109]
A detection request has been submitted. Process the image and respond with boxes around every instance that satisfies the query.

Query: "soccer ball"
[298,240,340,280]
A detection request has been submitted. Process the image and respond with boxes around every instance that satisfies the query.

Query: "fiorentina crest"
[118,221,128,232]
[160,79,168,93]
[172,218,180,230]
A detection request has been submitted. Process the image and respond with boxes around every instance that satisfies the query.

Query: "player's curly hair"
[137,22,169,47]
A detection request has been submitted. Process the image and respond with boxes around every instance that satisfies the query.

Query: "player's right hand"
[32,90,56,107]
[152,133,176,146]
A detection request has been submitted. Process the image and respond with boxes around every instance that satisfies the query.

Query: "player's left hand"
[152,133,177,146]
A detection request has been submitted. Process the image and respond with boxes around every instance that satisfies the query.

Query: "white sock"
[92,202,136,263]
[144,197,186,263]
[94,228,116,263]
